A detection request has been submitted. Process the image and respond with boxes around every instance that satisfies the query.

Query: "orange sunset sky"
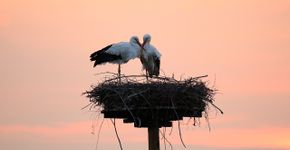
[0,0,290,150]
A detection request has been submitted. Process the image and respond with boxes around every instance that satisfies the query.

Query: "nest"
[85,74,222,128]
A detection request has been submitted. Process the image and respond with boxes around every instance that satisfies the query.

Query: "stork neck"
[135,45,143,58]
[144,42,149,46]
[138,47,143,57]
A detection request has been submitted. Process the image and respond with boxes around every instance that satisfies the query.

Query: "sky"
[0,0,290,149]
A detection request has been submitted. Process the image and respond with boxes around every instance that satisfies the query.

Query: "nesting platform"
[85,75,218,128]
[102,107,202,128]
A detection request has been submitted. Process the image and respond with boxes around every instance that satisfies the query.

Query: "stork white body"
[90,36,142,78]
[140,34,161,77]
[103,42,140,64]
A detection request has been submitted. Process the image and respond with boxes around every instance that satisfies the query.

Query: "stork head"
[142,34,151,47]
[130,36,142,47]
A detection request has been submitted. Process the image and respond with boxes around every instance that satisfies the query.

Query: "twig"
[192,75,208,80]
[178,121,186,148]
[125,88,150,102]
[193,117,196,126]
[95,118,105,150]
[94,71,119,76]
[204,109,211,132]
[169,126,173,136]
[111,118,123,150]
[208,102,224,114]
[162,128,166,150]
[91,110,102,134]
[104,88,139,127]
[170,98,186,148]
[103,74,178,83]
[81,102,93,110]
[160,128,173,150]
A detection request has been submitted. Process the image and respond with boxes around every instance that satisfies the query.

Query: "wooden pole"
[148,127,160,150]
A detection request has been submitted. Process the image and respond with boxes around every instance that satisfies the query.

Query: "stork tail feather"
[90,44,113,61]
[90,44,122,67]
[92,53,122,67]
[154,57,160,76]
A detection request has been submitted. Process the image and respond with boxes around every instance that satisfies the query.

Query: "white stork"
[90,36,142,78]
[140,34,161,78]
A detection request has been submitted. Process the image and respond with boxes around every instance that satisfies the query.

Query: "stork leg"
[118,64,121,83]
[145,70,149,82]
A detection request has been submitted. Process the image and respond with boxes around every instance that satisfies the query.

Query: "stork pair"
[90,34,161,79]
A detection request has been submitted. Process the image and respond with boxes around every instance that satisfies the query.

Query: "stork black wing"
[93,53,122,67]
[154,57,160,76]
[90,44,113,61]
[90,44,122,67]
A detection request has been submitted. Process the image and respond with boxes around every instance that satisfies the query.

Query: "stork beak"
[137,40,143,48]
[137,40,146,51]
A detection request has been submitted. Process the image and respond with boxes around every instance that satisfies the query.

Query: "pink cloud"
[0,120,289,149]
[0,121,90,138]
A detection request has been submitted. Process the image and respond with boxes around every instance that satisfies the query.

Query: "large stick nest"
[85,74,222,115]
[84,74,223,150]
